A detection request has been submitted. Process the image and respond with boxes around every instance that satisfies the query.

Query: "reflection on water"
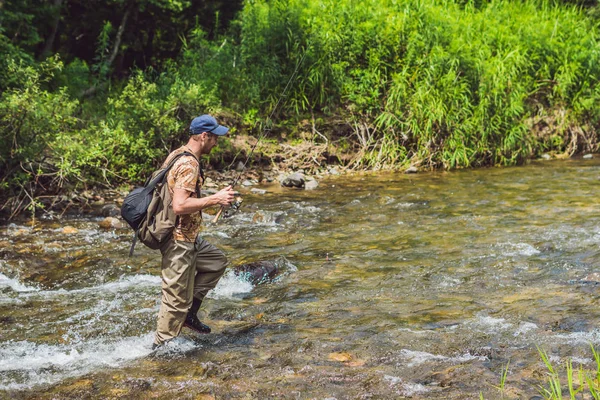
[2,158,600,398]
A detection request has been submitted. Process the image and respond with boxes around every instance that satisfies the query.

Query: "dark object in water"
[234,260,279,284]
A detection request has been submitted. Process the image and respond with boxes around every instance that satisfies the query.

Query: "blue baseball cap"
[190,114,229,136]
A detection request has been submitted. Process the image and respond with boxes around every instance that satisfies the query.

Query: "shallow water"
[2,159,600,399]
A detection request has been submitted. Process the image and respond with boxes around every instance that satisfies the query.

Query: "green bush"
[0,57,79,194]
[232,0,600,168]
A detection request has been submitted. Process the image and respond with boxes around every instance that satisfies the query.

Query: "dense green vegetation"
[1,0,600,214]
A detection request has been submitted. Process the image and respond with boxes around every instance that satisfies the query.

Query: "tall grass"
[231,0,600,169]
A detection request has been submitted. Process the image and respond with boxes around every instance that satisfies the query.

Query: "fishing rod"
[212,50,307,223]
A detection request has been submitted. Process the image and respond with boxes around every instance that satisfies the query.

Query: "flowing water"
[2,159,600,399]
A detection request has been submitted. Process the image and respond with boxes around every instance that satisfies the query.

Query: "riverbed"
[2,159,600,399]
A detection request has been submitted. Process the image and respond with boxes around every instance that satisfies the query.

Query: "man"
[153,114,235,349]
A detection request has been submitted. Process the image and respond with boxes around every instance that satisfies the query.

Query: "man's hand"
[213,185,235,206]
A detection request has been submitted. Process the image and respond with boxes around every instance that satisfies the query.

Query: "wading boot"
[183,296,211,334]
[183,312,211,334]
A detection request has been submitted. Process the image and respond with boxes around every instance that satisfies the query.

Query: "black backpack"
[121,151,199,256]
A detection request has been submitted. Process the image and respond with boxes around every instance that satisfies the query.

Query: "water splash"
[0,333,156,391]
[0,273,39,293]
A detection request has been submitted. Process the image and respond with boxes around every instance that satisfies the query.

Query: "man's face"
[202,132,219,153]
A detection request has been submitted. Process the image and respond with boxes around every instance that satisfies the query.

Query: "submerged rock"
[233,258,295,284]
[99,217,124,229]
[62,226,78,234]
[101,204,121,217]
[405,166,418,174]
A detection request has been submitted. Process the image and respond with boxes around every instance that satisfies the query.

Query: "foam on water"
[0,333,157,391]
[553,329,600,345]
[497,242,541,257]
[207,270,254,299]
[398,349,486,367]
[13,274,161,300]
[513,322,538,337]
[468,315,513,334]
[0,273,39,293]
[401,382,430,396]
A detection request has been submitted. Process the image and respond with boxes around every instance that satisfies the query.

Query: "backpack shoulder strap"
[143,152,190,193]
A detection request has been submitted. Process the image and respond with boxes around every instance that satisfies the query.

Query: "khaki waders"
[154,236,227,345]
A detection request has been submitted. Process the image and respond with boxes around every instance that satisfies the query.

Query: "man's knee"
[215,252,228,273]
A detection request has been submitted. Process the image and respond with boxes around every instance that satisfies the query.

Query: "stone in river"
[281,172,305,188]
[62,226,78,234]
[250,188,267,195]
[327,352,352,362]
[233,260,280,284]
[99,217,123,229]
[101,204,121,217]
[583,153,593,159]
[405,166,418,174]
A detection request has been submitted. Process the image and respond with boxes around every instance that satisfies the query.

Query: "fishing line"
[212,49,307,223]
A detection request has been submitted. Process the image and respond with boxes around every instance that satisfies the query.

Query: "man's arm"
[172,186,235,215]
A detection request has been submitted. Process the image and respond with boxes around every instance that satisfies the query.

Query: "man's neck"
[184,142,203,159]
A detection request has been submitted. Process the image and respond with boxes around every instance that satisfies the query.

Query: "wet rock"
[405,166,418,174]
[541,153,552,160]
[252,212,265,223]
[123,378,152,391]
[242,180,254,187]
[250,188,267,195]
[583,153,593,159]
[281,172,305,188]
[274,213,286,224]
[305,179,319,190]
[99,217,124,229]
[101,204,121,217]
[236,161,245,171]
[233,260,280,284]
[62,226,78,234]
[328,352,352,362]
[328,167,340,175]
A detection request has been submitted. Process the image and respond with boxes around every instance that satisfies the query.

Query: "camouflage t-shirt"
[162,146,202,242]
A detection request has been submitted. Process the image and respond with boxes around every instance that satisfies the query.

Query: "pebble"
[99,217,123,229]
[328,352,352,362]
[405,166,418,174]
[62,226,78,234]
[583,153,593,159]
[242,180,254,187]
[250,188,267,195]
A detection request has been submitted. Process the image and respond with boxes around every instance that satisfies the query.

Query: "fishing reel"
[222,196,243,219]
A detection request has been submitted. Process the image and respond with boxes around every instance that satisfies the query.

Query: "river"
[1,158,600,399]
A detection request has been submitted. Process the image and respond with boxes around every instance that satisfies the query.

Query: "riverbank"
[1,130,595,222]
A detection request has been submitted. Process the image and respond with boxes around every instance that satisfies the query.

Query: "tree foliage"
[1,0,600,212]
